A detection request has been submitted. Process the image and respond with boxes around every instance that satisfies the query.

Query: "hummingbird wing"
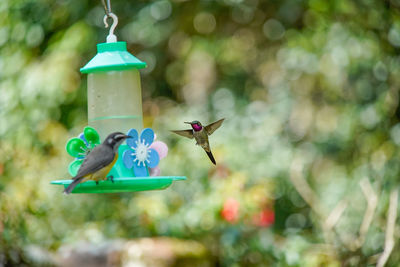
[205,118,224,135]
[171,129,194,139]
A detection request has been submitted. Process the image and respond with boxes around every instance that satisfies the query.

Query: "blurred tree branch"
[290,157,350,231]
[289,156,393,265]
[290,157,347,244]
[325,199,348,230]
[377,189,398,267]
[355,178,378,248]
[290,158,325,219]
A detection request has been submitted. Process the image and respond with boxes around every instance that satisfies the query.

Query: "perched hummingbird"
[172,119,224,165]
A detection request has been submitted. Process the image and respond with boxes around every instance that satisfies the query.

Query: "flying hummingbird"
[172,119,224,165]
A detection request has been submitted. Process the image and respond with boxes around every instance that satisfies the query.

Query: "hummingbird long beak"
[125,135,133,139]
[184,122,192,125]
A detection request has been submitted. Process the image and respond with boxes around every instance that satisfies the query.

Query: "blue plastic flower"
[123,128,160,177]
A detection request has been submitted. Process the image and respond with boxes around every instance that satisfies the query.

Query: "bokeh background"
[2,0,400,266]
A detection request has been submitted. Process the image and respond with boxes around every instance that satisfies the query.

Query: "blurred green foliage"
[2,0,400,266]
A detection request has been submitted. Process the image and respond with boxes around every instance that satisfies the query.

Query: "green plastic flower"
[66,126,100,176]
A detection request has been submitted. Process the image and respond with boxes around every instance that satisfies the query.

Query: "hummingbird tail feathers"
[206,151,216,165]
[63,177,83,195]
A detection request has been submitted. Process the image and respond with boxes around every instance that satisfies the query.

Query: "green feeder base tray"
[51,176,186,194]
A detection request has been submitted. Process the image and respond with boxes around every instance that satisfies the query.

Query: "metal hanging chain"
[101,0,118,42]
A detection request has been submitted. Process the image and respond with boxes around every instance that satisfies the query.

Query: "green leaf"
[68,159,83,176]
[66,138,86,158]
[84,126,100,148]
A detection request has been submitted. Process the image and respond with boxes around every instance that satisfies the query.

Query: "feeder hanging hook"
[103,13,118,43]
[101,0,118,43]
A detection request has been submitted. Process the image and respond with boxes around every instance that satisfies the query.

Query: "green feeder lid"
[80,41,147,73]
[51,176,187,194]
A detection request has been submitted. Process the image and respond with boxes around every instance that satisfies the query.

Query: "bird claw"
[107,175,114,183]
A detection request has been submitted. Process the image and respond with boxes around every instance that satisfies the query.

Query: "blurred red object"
[253,209,274,227]
[221,198,240,223]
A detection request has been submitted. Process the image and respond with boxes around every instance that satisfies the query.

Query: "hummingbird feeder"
[51,2,186,193]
